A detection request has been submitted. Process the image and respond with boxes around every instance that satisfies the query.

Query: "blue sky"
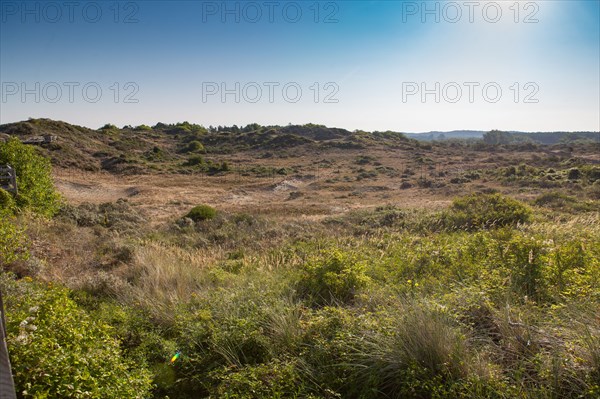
[1,0,599,132]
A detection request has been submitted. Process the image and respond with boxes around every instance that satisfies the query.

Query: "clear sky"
[1,0,599,132]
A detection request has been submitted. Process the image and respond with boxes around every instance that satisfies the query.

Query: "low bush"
[183,155,204,167]
[0,274,152,398]
[348,302,477,398]
[442,193,532,230]
[186,204,217,222]
[296,249,371,306]
[0,188,16,212]
[58,199,147,232]
[184,140,204,153]
[0,138,61,216]
[534,191,577,208]
[0,216,29,265]
[208,360,308,398]
[568,168,582,180]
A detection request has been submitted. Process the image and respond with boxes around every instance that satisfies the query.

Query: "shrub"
[0,217,29,265]
[0,187,28,266]
[183,155,204,167]
[208,360,307,398]
[534,191,579,212]
[0,188,16,212]
[443,193,532,230]
[349,303,473,398]
[58,200,147,232]
[0,138,61,216]
[0,274,152,398]
[99,123,118,131]
[296,249,371,306]
[185,140,205,153]
[186,204,217,222]
[534,191,576,206]
[568,168,582,180]
[583,166,600,183]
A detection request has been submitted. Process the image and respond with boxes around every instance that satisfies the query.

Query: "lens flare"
[170,352,181,364]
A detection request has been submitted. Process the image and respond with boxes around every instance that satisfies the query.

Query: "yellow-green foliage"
[0,274,152,398]
[184,140,205,153]
[0,188,16,212]
[208,360,306,398]
[443,193,532,230]
[0,138,61,216]
[0,217,28,265]
[0,198,28,264]
[296,249,371,306]
[186,204,217,222]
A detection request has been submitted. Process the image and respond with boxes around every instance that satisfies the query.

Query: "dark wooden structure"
[0,165,17,195]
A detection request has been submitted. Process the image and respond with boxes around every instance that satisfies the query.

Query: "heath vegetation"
[0,120,599,398]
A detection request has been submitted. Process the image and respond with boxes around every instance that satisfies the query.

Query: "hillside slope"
[0,119,412,173]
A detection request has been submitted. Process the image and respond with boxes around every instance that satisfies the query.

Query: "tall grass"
[118,242,224,323]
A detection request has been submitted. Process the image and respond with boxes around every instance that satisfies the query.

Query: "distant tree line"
[483,130,600,145]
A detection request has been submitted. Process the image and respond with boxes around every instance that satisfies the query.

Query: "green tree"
[0,138,61,216]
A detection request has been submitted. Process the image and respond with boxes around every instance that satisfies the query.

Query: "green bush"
[183,155,204,167]
[0,138,61,216]
[531,191,599,213]
[534,191,576,208]
[184,140,205,153]
[208,360,307,398]
[0,188,28,265]
[0,217,29,265]
[348,303,474,398]
[0,274,152,398]
[296,249,371,306]
[99,123,118,131]
[0,188,16,212]
[186,204,217,222]
[443,193,532,230]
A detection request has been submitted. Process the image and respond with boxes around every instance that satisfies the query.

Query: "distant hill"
[2,119,598,174]
[0,119,413,173]
[404,131,485,141]
[406,130,600,144]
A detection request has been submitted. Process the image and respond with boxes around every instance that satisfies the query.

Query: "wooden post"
[0,165,17,195]
[0,289,17,399]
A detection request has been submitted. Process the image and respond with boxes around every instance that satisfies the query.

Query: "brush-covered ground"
[1,119,599,398]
